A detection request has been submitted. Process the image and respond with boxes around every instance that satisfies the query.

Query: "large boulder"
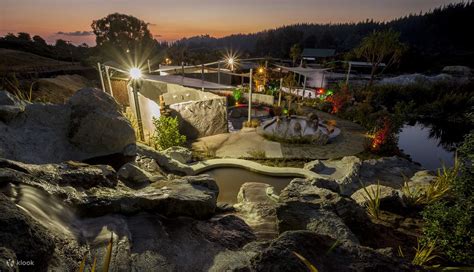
[68,88,135,156]
[137,143,194,175]
[169,96,228,139]
[117,162,164,186]
[0,91,25,122]
[308,156,362,194]
[0,159,218,219]
[162,146,193,164]
[351,184,404,212]
[310,156,421,195]
[78,174,219,219]
[0,159,118,189]
[277,179,364,244]
[0,88,135,164]
[277,202,359,244]
[442,65,471,76]
[0,194,55,272]
[247,231,416,272]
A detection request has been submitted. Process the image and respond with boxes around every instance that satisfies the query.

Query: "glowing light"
[317,88,325,94]
[258,67,264,74]
[130,68,142,80]
[223,50,239,71]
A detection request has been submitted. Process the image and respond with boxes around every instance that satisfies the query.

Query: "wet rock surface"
[234,182,279,240]
[0,194,55,272]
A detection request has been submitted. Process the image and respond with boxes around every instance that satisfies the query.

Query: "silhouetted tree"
[290,44,301,65]
[32,35,47,46]
[354,29,407,85]
[91,13,155,65]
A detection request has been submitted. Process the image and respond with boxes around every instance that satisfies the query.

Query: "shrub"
[243,118,261,128]
[326,85,351,113]
[152,116,186,150]
[367,116,401,155]
[233,88,243,103]
[421,133,473,265]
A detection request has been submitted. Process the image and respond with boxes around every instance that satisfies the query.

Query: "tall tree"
[17,32,31,42]
[32,35,47,46]
[91,13,155,65]
[289,44,301,66]
[354,29,407,86]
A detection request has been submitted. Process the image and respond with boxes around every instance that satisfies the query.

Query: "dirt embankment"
[35,75,97,103]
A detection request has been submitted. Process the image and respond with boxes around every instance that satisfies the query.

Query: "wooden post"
[302,75,307,100]
[181,61,185,85]
[97,62,106,92]
[132,80,145,141]
[345,62,352,86]
[104,66,114,97]
[278,77,283,106]
[217,61,221,84]
[248,69,253,123]
[201,64,205,91]
[321,71,325,88]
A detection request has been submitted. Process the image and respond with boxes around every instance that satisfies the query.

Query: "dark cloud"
[56,31,94,36]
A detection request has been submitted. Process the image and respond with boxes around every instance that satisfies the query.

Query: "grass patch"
[246,149,266,159]
[361,181,381,219]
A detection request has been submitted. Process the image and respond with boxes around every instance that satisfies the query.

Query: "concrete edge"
[189,158,321,179]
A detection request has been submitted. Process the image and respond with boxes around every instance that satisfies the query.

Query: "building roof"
[347,61,386,67]
[275,64,331,77]
[143,74,234,90]
[301,48,336,58]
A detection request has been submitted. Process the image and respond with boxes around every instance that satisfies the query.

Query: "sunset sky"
[0,0,464,45]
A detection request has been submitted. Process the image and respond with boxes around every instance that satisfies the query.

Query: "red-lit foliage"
[369,116,400,155]
[326,85,351,113]
[371,117,391,151]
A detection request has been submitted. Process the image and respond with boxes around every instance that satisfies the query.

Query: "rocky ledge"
[0,90,432,271]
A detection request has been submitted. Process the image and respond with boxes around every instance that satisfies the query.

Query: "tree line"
[1,2,472,72]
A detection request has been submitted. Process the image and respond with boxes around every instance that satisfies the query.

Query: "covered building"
[301,48,336,62]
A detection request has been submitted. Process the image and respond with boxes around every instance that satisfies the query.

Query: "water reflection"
[398,121,470,170]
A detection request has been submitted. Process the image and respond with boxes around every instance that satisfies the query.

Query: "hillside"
[0,49,74,72]
[172,2,474,70]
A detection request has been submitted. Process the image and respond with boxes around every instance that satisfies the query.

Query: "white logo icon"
[6,259,15,267]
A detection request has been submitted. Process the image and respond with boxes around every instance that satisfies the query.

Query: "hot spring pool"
[202,167,298,203]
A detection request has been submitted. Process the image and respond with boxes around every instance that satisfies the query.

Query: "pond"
[398,121,468,170]
[202,167,298,203]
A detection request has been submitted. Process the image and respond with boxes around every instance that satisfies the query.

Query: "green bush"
[152,116,186,150]
[421,133,474,265]
[233,88,243,103]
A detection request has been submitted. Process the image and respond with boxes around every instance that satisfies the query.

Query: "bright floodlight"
[227,57,234,65]
[130,68,142,80]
